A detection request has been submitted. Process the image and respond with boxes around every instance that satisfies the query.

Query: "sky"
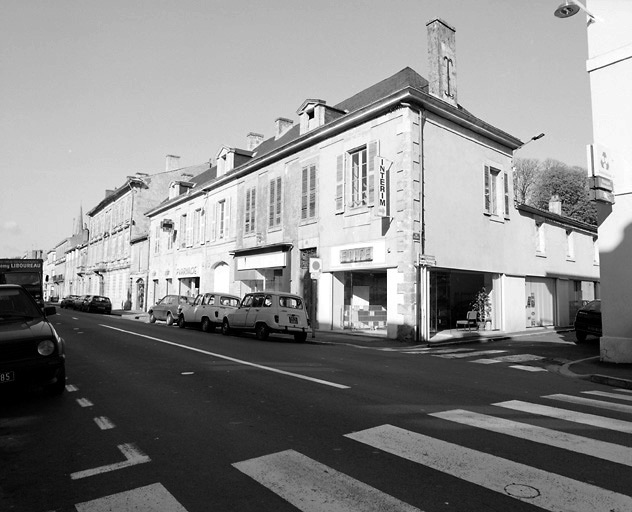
[0,0,593,258]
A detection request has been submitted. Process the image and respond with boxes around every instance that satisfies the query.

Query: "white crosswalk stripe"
[430,408,632,466]
[233,449,421,512]
[233,389,632,511]
[433,349,508,359]
[494,400,632,434]
[583,390,632,402]
[346,424,632,512]
[546,393,632,414]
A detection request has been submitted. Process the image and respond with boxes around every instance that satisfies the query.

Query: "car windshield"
[0,288,43,321]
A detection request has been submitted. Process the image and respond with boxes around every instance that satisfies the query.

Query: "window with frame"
[566,230,575,260]
[335,141,378,214]
[244,187,256,235]
[154,224,160,254]
[484,165,510,217]
[193,209,201,245]
[179,214,187,248]
[269,177,282,228]
[535,221,546,255]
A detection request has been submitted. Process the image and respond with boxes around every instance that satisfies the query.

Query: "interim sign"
[374,156,392,217]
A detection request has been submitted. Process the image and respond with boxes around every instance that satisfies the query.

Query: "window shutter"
[276,176,282,225]
[367,141,378,205]
[301,166,308,219]
[245,189,251,233]
[335,154,345,213]
[225,198,231,238]
[484,166,491,213]
[309,165,316,218]
[210,203,217,242]
[503,171,510,216]
[251,188,256,233]
[269,178,276,227]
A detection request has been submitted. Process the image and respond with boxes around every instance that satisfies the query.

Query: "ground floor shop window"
[429,270,485,335]
[341,271,387,331]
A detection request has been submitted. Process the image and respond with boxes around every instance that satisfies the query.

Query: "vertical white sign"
[375,157,392,217]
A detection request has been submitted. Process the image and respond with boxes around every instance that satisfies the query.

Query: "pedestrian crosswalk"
[380,345,549,371]
[234,387,632,511]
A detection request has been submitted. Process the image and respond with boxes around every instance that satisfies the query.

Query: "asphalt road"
[2,309,630,512]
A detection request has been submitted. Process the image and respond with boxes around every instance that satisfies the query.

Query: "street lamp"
[520,132,545,149]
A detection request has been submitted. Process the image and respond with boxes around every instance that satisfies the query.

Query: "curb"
[589,374,632,389]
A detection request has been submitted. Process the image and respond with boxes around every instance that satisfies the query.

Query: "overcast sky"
[0,0,592,257]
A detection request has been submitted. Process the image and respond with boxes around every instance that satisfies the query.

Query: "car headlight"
[38,339,56,356]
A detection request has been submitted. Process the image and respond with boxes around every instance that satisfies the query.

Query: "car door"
[230,294,253,328]
[195,294,211,323]
[245,294,265,328]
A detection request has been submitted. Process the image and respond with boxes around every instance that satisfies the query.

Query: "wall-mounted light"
[554,0,599,23]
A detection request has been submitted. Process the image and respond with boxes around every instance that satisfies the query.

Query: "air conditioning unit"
[309,258,322,274]
[160,219,174,231]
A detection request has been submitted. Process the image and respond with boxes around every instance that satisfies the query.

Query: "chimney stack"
[166,154,181,172]
[548,195,562,215]
[275,117,294,140]
[246,132,264,151]
[426,19,458,107]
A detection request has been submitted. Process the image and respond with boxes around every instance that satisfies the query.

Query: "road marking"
[233,449,421,512]
[66,384,78,392]
[545,394,632,414]
[77,398,93,407]
[494,400,632,434]
[583,390,632,402]
[101,325,350,389]
[94,416,115,430]
[430,409,632,466]
[75,482,187,512]
[434,349,507,359]
[493,354,544,363]
[346,424,632,511]
[70,443,150,480]
[471,358,502,364]
[509,365,547,372]
[615,388,632,394]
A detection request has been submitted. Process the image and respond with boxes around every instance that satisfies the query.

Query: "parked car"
[73,295,89,309]
[574,299,602,344]
[221,291,311,342]
[80,295,112,314]
[60,295,80,308]
[0,284,66,395]
[149,295,192,325]
[178,292,241,332]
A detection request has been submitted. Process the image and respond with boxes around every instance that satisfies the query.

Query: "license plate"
[0,371,15,383]
[288,315,298,324]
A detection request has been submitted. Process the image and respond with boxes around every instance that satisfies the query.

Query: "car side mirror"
[44,305,57,316]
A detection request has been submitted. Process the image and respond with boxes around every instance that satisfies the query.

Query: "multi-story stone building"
[146,19,599,341]
[84,157,209,309]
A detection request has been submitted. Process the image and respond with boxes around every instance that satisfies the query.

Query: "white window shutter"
[335,154,345,213]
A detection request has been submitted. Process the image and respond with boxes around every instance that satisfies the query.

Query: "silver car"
[178,292,241,332]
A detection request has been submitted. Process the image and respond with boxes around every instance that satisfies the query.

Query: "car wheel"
[575,331,588,344]
[255,323,269,341]
[178,315,186,329]
[221,319,231,336]
[166,312,175,326]
[149,313,156,323]
[47,366,66,396]
[294,332,308,343]
[201,317,214,333]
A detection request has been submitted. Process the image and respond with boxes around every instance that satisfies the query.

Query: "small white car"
[221,292,311,342]
[177,292,241,332]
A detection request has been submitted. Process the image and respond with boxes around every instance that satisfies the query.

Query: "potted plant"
[470,287,492,330]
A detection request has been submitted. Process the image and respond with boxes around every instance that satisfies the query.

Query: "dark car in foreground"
[0,284,66,395]
[80,295,112,314]
[574,299,601,344]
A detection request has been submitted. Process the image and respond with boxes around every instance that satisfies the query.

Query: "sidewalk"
[111,310,632,389]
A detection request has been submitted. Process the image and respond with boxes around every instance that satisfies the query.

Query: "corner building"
[147,19,599,341]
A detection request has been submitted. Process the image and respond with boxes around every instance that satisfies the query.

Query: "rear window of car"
[93,296,110,302]
[279,296,303,309]
[584,300,601,312]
